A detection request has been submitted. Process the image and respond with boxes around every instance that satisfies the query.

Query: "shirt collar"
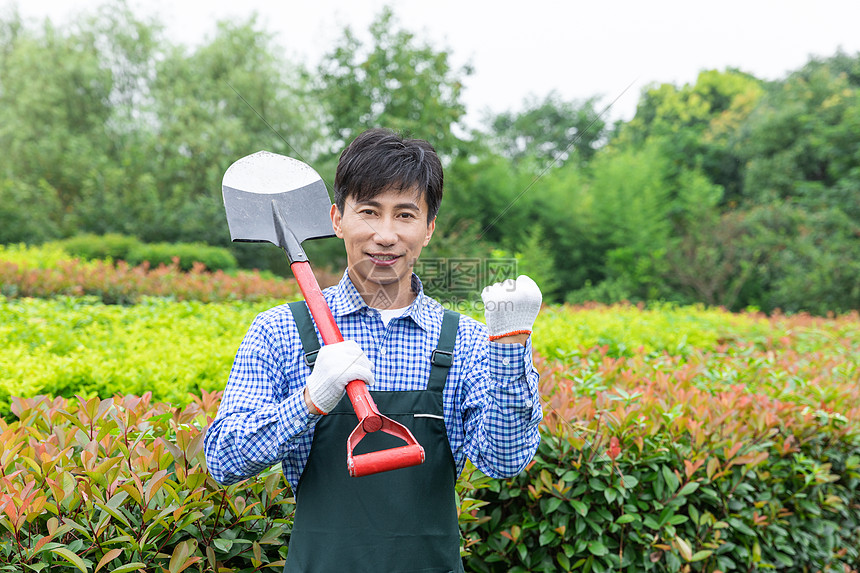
[327,270,442,332]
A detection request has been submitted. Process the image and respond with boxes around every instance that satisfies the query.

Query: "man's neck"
[347,269,417,309]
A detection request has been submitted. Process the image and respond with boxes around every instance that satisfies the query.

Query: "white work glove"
[306,340,375,414]
[481,275,542,341]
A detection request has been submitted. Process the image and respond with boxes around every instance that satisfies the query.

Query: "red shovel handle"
[346,380,383,433]
[290,261,425,476]
[291,261,346,343]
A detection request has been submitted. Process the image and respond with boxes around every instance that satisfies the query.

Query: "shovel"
[222,151,426,477]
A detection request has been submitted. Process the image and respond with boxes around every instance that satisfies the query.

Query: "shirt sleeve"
[460,331,542,478]
[204,312,321,485]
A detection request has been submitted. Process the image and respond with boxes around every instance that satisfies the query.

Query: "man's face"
[331,186,435,303]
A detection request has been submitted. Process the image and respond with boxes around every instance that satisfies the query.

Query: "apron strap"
[288,301,320,369]
[427,309,460,393]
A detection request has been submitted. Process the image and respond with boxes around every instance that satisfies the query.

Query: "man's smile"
[368,253,402,266]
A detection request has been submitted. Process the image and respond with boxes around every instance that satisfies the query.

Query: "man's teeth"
[373,255,397,261]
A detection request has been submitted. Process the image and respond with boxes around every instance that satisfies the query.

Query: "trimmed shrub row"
[53,234,238,273]
[2,346,858,572]
[0,393,289,571]
[0,296,269,417]
[461,354,860,572]
[5,296,856,423]
[0,244,299,305]
[0,394,489,572]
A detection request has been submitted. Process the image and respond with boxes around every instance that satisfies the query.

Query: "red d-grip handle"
[291,261,426,477]
[350,445,426,478]
[347,415,425,477]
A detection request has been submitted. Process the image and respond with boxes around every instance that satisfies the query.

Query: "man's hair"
[333,128,443,222]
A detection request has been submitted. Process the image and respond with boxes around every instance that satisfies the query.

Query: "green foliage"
[145,15,320,248]
[663,209,759,309]
[125,241,238,272]
[585,144,674,301]
[736,59,860,212]
[731,204,860,314]
[465,422,859,572]
[0,393,292,571]
[0,10,113,214]
[0,179,62,244]
[3,4,860,313]
[443,154,537,246]
[0,243,72,269]
[486,92,607,168]
[534,302,765,360]
[0,297,268,415]
[0,5,318,262]
[54,234,142,263]
[616,69,764,202]
[0,393,495,572]
[490,228,563,302]
[415,220,497,306]
[589,143,672,253]
[565,279,637,307]
[463,313,860,572]
[315,6,470,161]
[6,253,855,421]
[763,208,860,313]
[2,281,859,570]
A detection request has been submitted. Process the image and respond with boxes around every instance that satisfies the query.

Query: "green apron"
[284,302,464,573]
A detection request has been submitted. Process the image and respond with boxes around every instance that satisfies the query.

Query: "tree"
[615,69,764,203]
[146,16,320,246]
[485,92,606,168]
[735,55,860,221]
[0,4,320,268]
[736,204,860,314]
[315,7,471,160]
[444,149,596,300]
[0,11,113,217]
[586,143,675,301]
[665,209,763,309]
[0,4,169,239]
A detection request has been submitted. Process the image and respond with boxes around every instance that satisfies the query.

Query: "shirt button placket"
[376,315,389,387]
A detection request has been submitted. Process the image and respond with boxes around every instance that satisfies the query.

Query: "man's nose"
[372,217,397,245]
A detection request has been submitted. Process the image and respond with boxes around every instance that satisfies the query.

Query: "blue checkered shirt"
[204,272,542,489]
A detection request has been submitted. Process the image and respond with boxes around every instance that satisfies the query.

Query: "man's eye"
[398,212,416,219]
[360,209,376,216]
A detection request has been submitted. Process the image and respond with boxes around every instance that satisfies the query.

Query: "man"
[204,128,543,572]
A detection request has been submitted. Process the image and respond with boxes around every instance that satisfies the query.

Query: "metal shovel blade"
[222,151,335,262]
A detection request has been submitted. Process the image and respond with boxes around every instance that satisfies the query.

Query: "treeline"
[1,4,859,314]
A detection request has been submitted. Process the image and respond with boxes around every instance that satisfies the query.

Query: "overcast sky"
[10,1,860,126]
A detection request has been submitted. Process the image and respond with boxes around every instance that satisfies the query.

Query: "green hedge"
[0,394,291,571]
[2,266,859,570]
[0,394,490,572]
[461,355,860,571]
[0,297,268,416]
[7,296,850,422]
[3,375,858,573]
[54,234,238,272]
[0,244,298,305]
[53,234,142,263]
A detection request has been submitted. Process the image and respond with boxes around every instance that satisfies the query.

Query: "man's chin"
[366,274,404,287]
[357,259,402,274]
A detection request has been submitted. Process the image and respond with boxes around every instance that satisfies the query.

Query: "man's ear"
[330,204,344,238]
[423,217,436,246]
